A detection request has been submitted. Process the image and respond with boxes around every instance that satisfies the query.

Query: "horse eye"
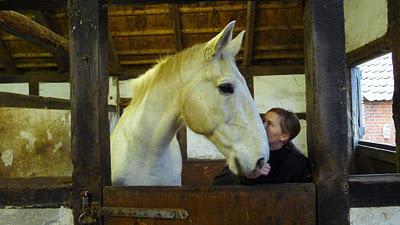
[218,83,234,94]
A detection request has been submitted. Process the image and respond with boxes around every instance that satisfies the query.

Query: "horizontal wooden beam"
[0,92,117,111]
[349,174,400,207]
[0,177,72,208]
[0,72,69,83]
[347,35,391,67]
[355,144,397,164]
[0,11,68,55]
[240,65,304,76]
[0,0,67,10]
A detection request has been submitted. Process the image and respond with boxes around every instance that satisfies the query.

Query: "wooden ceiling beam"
[0,39,16,73]
[31,11,69,73]
[0,0,67,10]
[242,1,256,67]
[0,11,69,55]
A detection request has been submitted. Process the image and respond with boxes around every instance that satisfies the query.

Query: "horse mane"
[128,43,204,109]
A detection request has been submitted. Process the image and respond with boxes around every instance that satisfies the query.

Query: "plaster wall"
[344,0,387,53]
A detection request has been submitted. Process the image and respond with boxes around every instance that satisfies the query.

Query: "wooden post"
[388,0,400,172]
[70,0,110,224]
[304,1,350,225]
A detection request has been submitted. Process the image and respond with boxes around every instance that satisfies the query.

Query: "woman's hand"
[246,163,271,179]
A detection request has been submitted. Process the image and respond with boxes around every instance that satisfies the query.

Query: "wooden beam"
[304,1,350,225]
[349,174,400,207]
[0,38,16,73]
[108,29,123,75]
[70,1,110,224]
[388,0,400,172]
[170,4,183,51]
[0,11,68,55]
[0,0,67,10]
[242,1,256,67]
[0,92,70,109]
[355,144,397,164]
[0,71,69,83]
[29,81,39,95]
[32,11,69,73]
[0,177,72,208]
[346,35,390,67]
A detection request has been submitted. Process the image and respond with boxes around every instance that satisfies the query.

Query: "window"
[352,53,395,146]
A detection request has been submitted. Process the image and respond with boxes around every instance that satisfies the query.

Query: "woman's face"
[263,111,289,150]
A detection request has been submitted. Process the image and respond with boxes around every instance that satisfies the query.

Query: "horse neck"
[127,69,183,153]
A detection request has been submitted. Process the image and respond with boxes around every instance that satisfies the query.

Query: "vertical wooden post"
[388,0,400,172]
[29,81,39,95]
[304,1,350,225]
[70,0,110,224]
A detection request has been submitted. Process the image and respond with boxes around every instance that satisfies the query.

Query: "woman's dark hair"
[267,108,301,141]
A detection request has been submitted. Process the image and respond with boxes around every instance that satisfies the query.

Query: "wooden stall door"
[103,184,316,225]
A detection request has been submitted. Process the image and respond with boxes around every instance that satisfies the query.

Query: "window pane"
[357,53,395,145]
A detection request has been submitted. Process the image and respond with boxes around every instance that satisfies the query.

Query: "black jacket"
[213,142,311,185]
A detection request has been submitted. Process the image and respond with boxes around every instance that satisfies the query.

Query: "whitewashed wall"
[344,0,388,53]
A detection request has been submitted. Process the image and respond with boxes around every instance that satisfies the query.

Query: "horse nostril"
[256,158,265,169]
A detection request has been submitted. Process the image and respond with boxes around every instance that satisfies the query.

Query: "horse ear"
[226,30,245,57]
[204,21,235,61]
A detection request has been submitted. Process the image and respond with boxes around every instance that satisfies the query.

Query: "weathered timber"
[70,1,110,224]
[0,92,117,111]
[0,11,69,55]
[182,160,225,185]
[29,81,39,95]
[0,39,16,73]
[356,144,397,164]
[170,4,183,52]
[349,174,400,207]
[0,0,66,10]
[103,184,316,225]
[388,0,400,172]
[346,35,390,67]
[304,1,350,225]
[0,72,69,83]
[0,177,72,208]
[0,92,69,109]
[242,1,256,67]
[105,0,215,5]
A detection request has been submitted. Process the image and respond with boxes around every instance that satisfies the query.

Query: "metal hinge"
[78,191,188,224]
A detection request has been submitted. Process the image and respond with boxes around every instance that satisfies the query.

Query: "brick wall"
[361,100,395,145]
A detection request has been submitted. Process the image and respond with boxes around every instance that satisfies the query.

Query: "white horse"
[111,21,269,186]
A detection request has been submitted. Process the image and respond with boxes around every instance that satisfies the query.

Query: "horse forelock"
[128,43,205,109]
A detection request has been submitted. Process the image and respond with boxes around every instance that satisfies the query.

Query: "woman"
[213,108,311,185]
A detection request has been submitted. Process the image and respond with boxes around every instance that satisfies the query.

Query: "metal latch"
[78,191,189,224]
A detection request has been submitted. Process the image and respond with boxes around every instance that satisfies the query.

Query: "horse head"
[179,21,270,177]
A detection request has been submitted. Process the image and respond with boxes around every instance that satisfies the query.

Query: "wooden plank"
[0,92,117,111]
[70,0,111,224]
[242,1,256,67]
[182,160,225,185]
[0,177,72,208]
[388,0,400,172]
[103,184,316,225]
[0,11,69,55]
[0,39,16,73]
[0,92,69,109]
[346,35,390,67]
[0,72,69,83]
[108,29,123,75]
[304,1,350,225]
[349,174,400,207]
[355,144,397,164]
[0,0,67,10]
